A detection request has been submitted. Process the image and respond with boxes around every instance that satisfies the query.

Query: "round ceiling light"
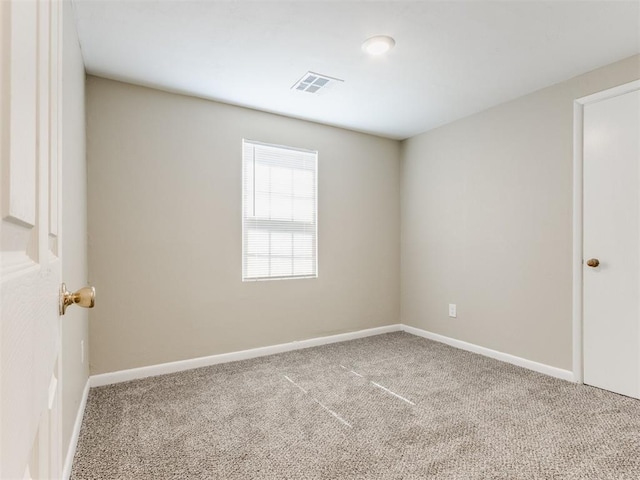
[362,35,396,56]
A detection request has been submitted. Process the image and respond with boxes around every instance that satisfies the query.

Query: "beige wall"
[87,54,638,376]
[87,77,401,374]
[401,55,640,371]
[61,0,89,462]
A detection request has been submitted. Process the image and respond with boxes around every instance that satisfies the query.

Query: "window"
[242,140,318,281]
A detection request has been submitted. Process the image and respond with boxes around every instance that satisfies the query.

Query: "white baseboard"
[62,377,90,480]
[90,324,403,387]
[89,323,574,388]
[402,325,575,382]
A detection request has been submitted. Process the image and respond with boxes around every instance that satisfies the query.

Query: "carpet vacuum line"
[282,375,353,428]
[340,365,416,406]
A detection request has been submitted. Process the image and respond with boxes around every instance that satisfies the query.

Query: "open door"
[1,1,63,477]
[582,85,640,399]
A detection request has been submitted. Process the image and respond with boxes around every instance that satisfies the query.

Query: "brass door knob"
[586,258,600,268]
[60,283,96,315]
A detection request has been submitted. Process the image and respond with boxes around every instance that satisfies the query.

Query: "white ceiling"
[72,1,640,140]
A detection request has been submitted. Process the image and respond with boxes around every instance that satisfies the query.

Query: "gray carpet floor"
[71,332,640,479]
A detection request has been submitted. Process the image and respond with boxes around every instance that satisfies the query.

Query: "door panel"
[583,88,640,399]
[5,0,37,227]
[1,0,63,478]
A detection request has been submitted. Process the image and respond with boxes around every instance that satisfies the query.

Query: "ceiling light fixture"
[362,35,395,56]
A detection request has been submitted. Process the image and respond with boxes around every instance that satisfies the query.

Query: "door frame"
[572,79,640,384]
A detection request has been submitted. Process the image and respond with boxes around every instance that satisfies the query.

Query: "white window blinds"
[242,140,318,281]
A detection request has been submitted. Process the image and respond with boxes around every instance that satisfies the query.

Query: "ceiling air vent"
[291,71,344,94]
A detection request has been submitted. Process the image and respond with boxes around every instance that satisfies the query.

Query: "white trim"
[89,324,574,387]
[576,79,640,106]
[572,79,640,384]
[243,138,318,155]
[62,378,90,480]
[90,325,403,387]
[572,100,585,384]
[402,325,575,382]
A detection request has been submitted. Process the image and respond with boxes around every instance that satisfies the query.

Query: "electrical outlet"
[448,304,457,318]
[81,340,85,364]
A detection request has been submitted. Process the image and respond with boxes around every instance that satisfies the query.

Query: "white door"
[583,87,640,399]
[1,0,64,478]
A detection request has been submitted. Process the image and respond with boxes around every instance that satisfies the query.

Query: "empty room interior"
[2,0,640,479]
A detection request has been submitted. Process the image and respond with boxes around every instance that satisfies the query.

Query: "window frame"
[241,139,318,282]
